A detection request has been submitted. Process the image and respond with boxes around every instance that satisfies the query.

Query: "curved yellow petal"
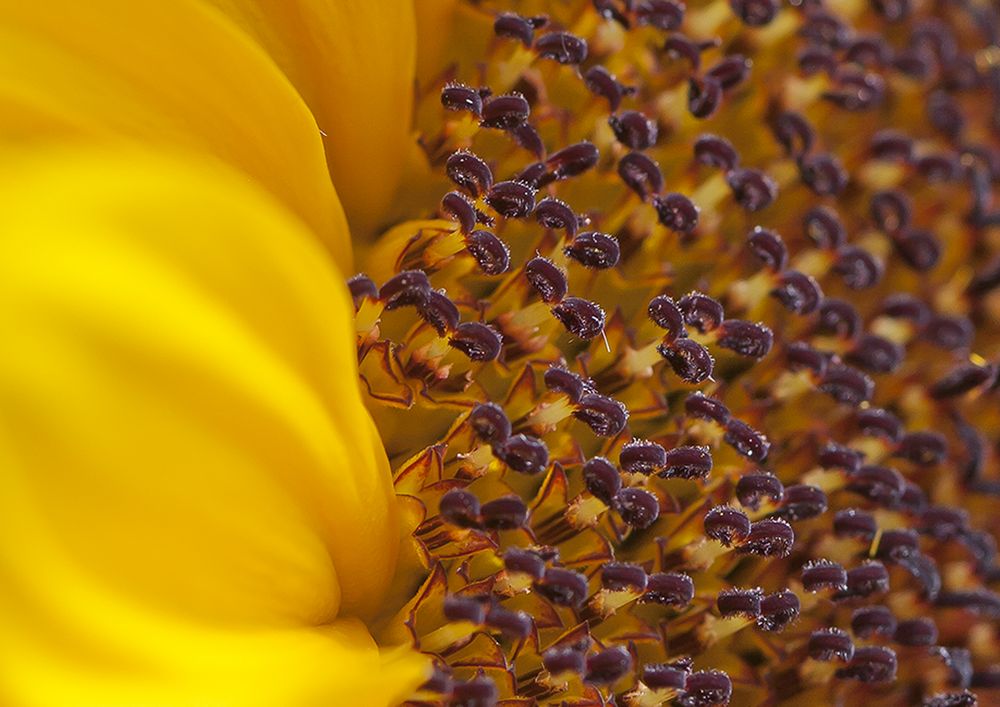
[203,0,417,239]
[0,0,351,270]
[0,145,427,705]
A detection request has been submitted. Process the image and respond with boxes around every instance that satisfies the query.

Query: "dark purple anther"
[619,152,664,199]
[661,445,713,480]
[747,227,788,271]
[574,393,628,437]
[585,646,633,685]
[822,70,885,111]
[817,299,861,339]
[380,270,431,310]
[724,419,770,462]
[494,12,535,46]
[443,595,488,624]
[919,506,968,540]
[620,439,667,475]
[441,83,483,116]
[535,567,589,607]
[840,561,890,598]
[543,366,590,402]
[707,54,752,91]
[849,465,904,507]
[836,646,897,683]
[347,273,377,310]
[439,489,481,529]
[798,153,848,196]
[798,46,837,75]
[819,364,874,406]
[930,363,995,398]
[614,487,660,529]
[773,111,815,157]
[688,76,723,119]
[870,190,911,235]
[936,590,1000,617]
[636,0,685,29]
[485,181,536,218]
[803,205,846,249]
[583,65,631,111]
[716,319,773,359]
[449,322,502,361]
[525,257,568,304]
[504,548,546,580]
[846,334,904,374]
[787,343,828,377]
[602,562,648,592]
[730,0,778,26]
[818,443,864,473]
[584,457,622,504]
[740,518,795,557]
[535,31,588,65]
[844,35,889,67]
[664,35,715,70]
[659,338,715,384]
[916,153,959,182]
[694,134,739,171]
[685,392,730,425]
[678,670,732,707]
[775,485,827,521]
[451,675,499,706]
[642,572,695,607]
[925,315,973,351]
[727,168,778,212]
[609,111,658,150]
[757,590,800,631]
[772,270,823,314]
[516,161,547,188]
[465,230,510,275]
[928,91,963,138]
[809,628,854,661]
[736,473,784,510]
[468,403,511,445]
[923,692,977,707]
[564,232,620,269]
[512,124,544,159]
[534,197,578,238]
[871,130,914,162]
[552,297,606,340]
[647,295,686,340]
[802,560,847,592]
[882,294,929,324]
[704,505,751,545]
[894,618,938,646]
[834,247,884,290]
[480,93,530,130]
[717,587,763,617]
[875,529,919,562]
[642,663,688,690]
[852,605,896,638]
[931,647,973,690]
[546,142,599,182]
[495,434,549,474]
[441,192,476,234]
[446,150,493,197]
[897,431,947,466]
[856,407,903,441]
[833,508,877,540]
[897,481,928,514]
[480,495,528,530]
[679,292,724,333]
[485,605,532,638]
[654,192,700,233]
[542,646,586,676]
[894,230,941,271]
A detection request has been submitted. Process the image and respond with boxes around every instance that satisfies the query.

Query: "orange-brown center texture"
[353,0,1000,704]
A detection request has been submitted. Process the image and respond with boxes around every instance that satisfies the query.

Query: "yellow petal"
[203,0,417,239]
[0,0,351,270]
[0,145,427,705]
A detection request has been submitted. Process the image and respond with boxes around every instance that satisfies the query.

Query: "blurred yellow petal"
[0,0,351,270]
[204,0,417,238]
[414,0,459,85]
[0,145,427,705]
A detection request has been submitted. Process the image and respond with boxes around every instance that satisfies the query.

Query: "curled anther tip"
[870,189,912,235]
[856,407,903,441]
[440,83,483,117]
[379,269,431,310]
[485,180,536,218]
[833,508,876,540]
[441,191,476,234]
[493,12,536,46]
[819,363,874,406]
[848,465,904,507]
[663,34,710,70]
[614,487,660,529]
[534,31,588,65]
[926,315,974,351]
[685,391,730,425]
[786,342,828,377]
[658,338,715,384]
[543,365,591,402]
[479,93,530,130]
[704,506,751,546]
[449,321,503,361]
[636,0,686,30]
[870,130,914,162]
[648,294,685,339]
[736,472,783,510]
[480,494,529,530]
[440,488,481,528]
[573,393,629,437]
[465,230,511,276]
[723,419,769,462]
[809,628,854,661]
[717,319,773,359]
[545,142,600,182]
[619,152,664,200]
[641,662,688,690]
[585,646,633,685]
[729,0,778,26]
[798,152,848,195]
[834,247,884,290]
[446,150,493,197]
[511,124,544,159]
[923,691,977,707]
[773,111,815,157]
[678,292,724,333]
[836,646,898,683]
[757,590,800,631]
[620,439,667,475]
[525,257,568,305]
[484,605,533,639]
[771,270,823,314]
[503,547,546,580]
[747,227,788,271]
[417,290,460,336]
[542,646,586,677]
[535,567,589,607]
[802,560,847,592]
[818,442,864,473]
[551,297,606,341]
[609,111,658,151]
[894,618,938,647]
[727,168,778,211]
[535,197,578,238]
[851,605,896,638]
[846,333,904,374]
[707,54,752,91]
[930,362,996,398]
[601,561,648,592]
[641,572,695,607]
[660,445,713,480]
[717,587,763,617]
[837,561,890,599]
[654,192,700,232]
[798,46,838,75]
[896,430,947,466]
[583,65,628,111]
[694,134,740,171]
[583,456,622,504]
[740,518,794,557]
[678,670,732,707]
[803,205,845,249]
[687,75,723,119]
[822,70,886,111]
[494,433,549,475]
[564,231,621,269]
[346,273,377,309]
[774,484,827,521]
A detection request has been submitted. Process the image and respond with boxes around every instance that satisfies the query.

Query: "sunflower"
[3,0,1000,706]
